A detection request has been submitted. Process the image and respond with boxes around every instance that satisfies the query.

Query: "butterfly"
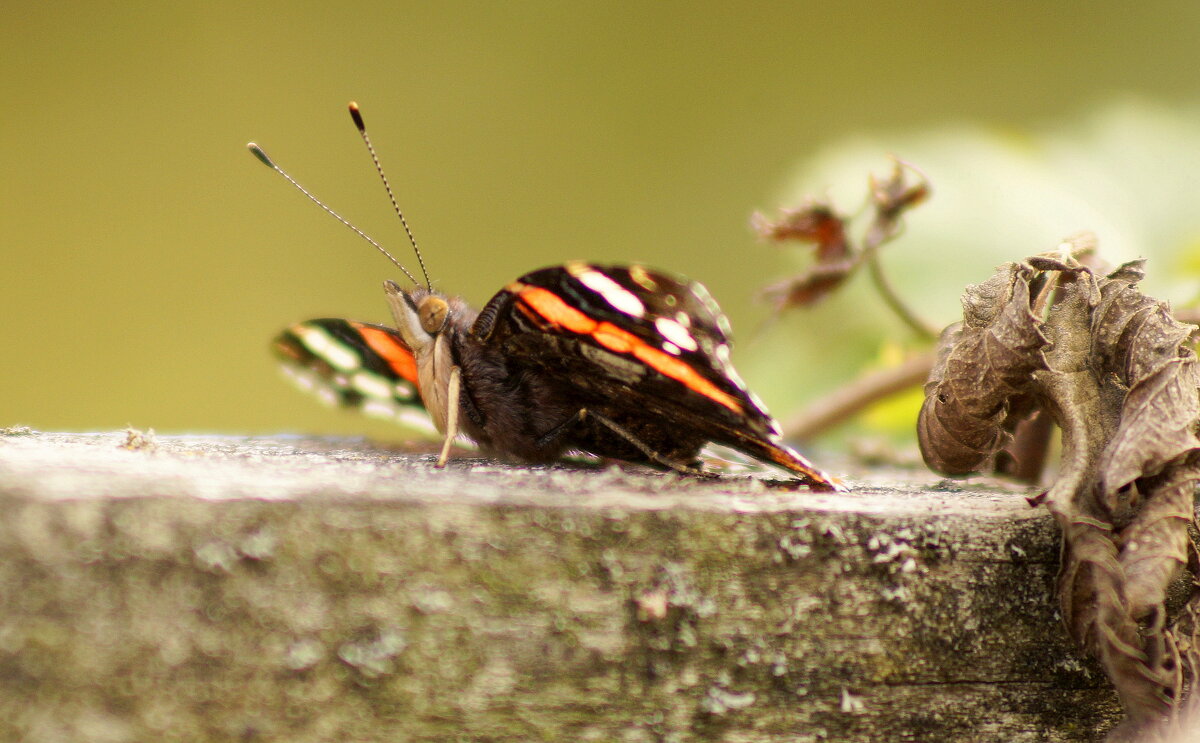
[251,103,843,490]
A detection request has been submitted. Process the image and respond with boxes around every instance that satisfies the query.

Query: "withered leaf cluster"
[754,159,930,313]
[918,251,1200,738]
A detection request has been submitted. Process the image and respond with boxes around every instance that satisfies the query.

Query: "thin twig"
[783,351,935,441]
[861,220,939,341]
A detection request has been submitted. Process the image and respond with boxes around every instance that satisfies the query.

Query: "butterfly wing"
[272,319,436,434]
[473,263,839,486]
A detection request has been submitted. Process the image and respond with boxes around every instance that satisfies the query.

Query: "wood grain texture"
[0,431,1121,741]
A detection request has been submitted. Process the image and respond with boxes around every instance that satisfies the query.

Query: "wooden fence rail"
[0,431,1120,741]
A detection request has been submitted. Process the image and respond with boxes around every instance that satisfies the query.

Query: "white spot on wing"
[578,270,646,318]
[351,371,394,401]
[629,265,658,291]
[316,385,339,407]
[362,399,396,419]
[747,389,770,415]
[655,317,698,351]
[361,399,439,434]
[281,365,318,393]
[713,343,749,391]
[663,341,681,355]
[687,281,728,333]
[293,325,361,372]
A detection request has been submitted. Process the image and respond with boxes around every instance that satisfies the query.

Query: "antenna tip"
[348,101,366,132]
[246,143,275,168]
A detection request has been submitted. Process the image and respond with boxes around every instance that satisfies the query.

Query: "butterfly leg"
[435,366,462,468]
[583,409,711,477]
[534,408,588,451]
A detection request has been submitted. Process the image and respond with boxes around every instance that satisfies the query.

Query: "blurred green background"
[4,1,1200,442]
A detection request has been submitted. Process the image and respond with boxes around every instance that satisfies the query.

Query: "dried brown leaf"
[1099,359,1200,496]
[869,159,930,220]
[752,201,849,261]
[754,202,860,309]
[1118,467,1197,619]
[760,260,860,309]
[1089,264,1200,499]
[917,263,1047,474]
[1057,514,1174,721]
[1093,263,1192,385]
[756,159,931,330]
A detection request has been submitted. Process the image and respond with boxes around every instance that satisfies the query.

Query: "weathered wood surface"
[0,430,1121,742]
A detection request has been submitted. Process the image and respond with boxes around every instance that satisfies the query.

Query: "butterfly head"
[382,280,462,434]
[383,280,450,353]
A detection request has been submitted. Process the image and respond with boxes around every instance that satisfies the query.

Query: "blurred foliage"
[857,343,929,437]
[744,100,1200,445]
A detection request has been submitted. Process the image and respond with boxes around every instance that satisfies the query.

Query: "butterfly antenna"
[246,142,420,286]
[348,102,432,291]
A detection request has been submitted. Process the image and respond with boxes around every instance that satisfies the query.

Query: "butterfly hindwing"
[273,319,435,433]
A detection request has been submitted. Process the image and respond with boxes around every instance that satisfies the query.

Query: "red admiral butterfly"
[250,103,843,490]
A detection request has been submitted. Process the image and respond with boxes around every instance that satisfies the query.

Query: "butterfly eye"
[419,296,450,334]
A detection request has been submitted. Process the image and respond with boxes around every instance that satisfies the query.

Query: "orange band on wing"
[509,283,596,333]
[351,323,420,387]
[513,285,743,414]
